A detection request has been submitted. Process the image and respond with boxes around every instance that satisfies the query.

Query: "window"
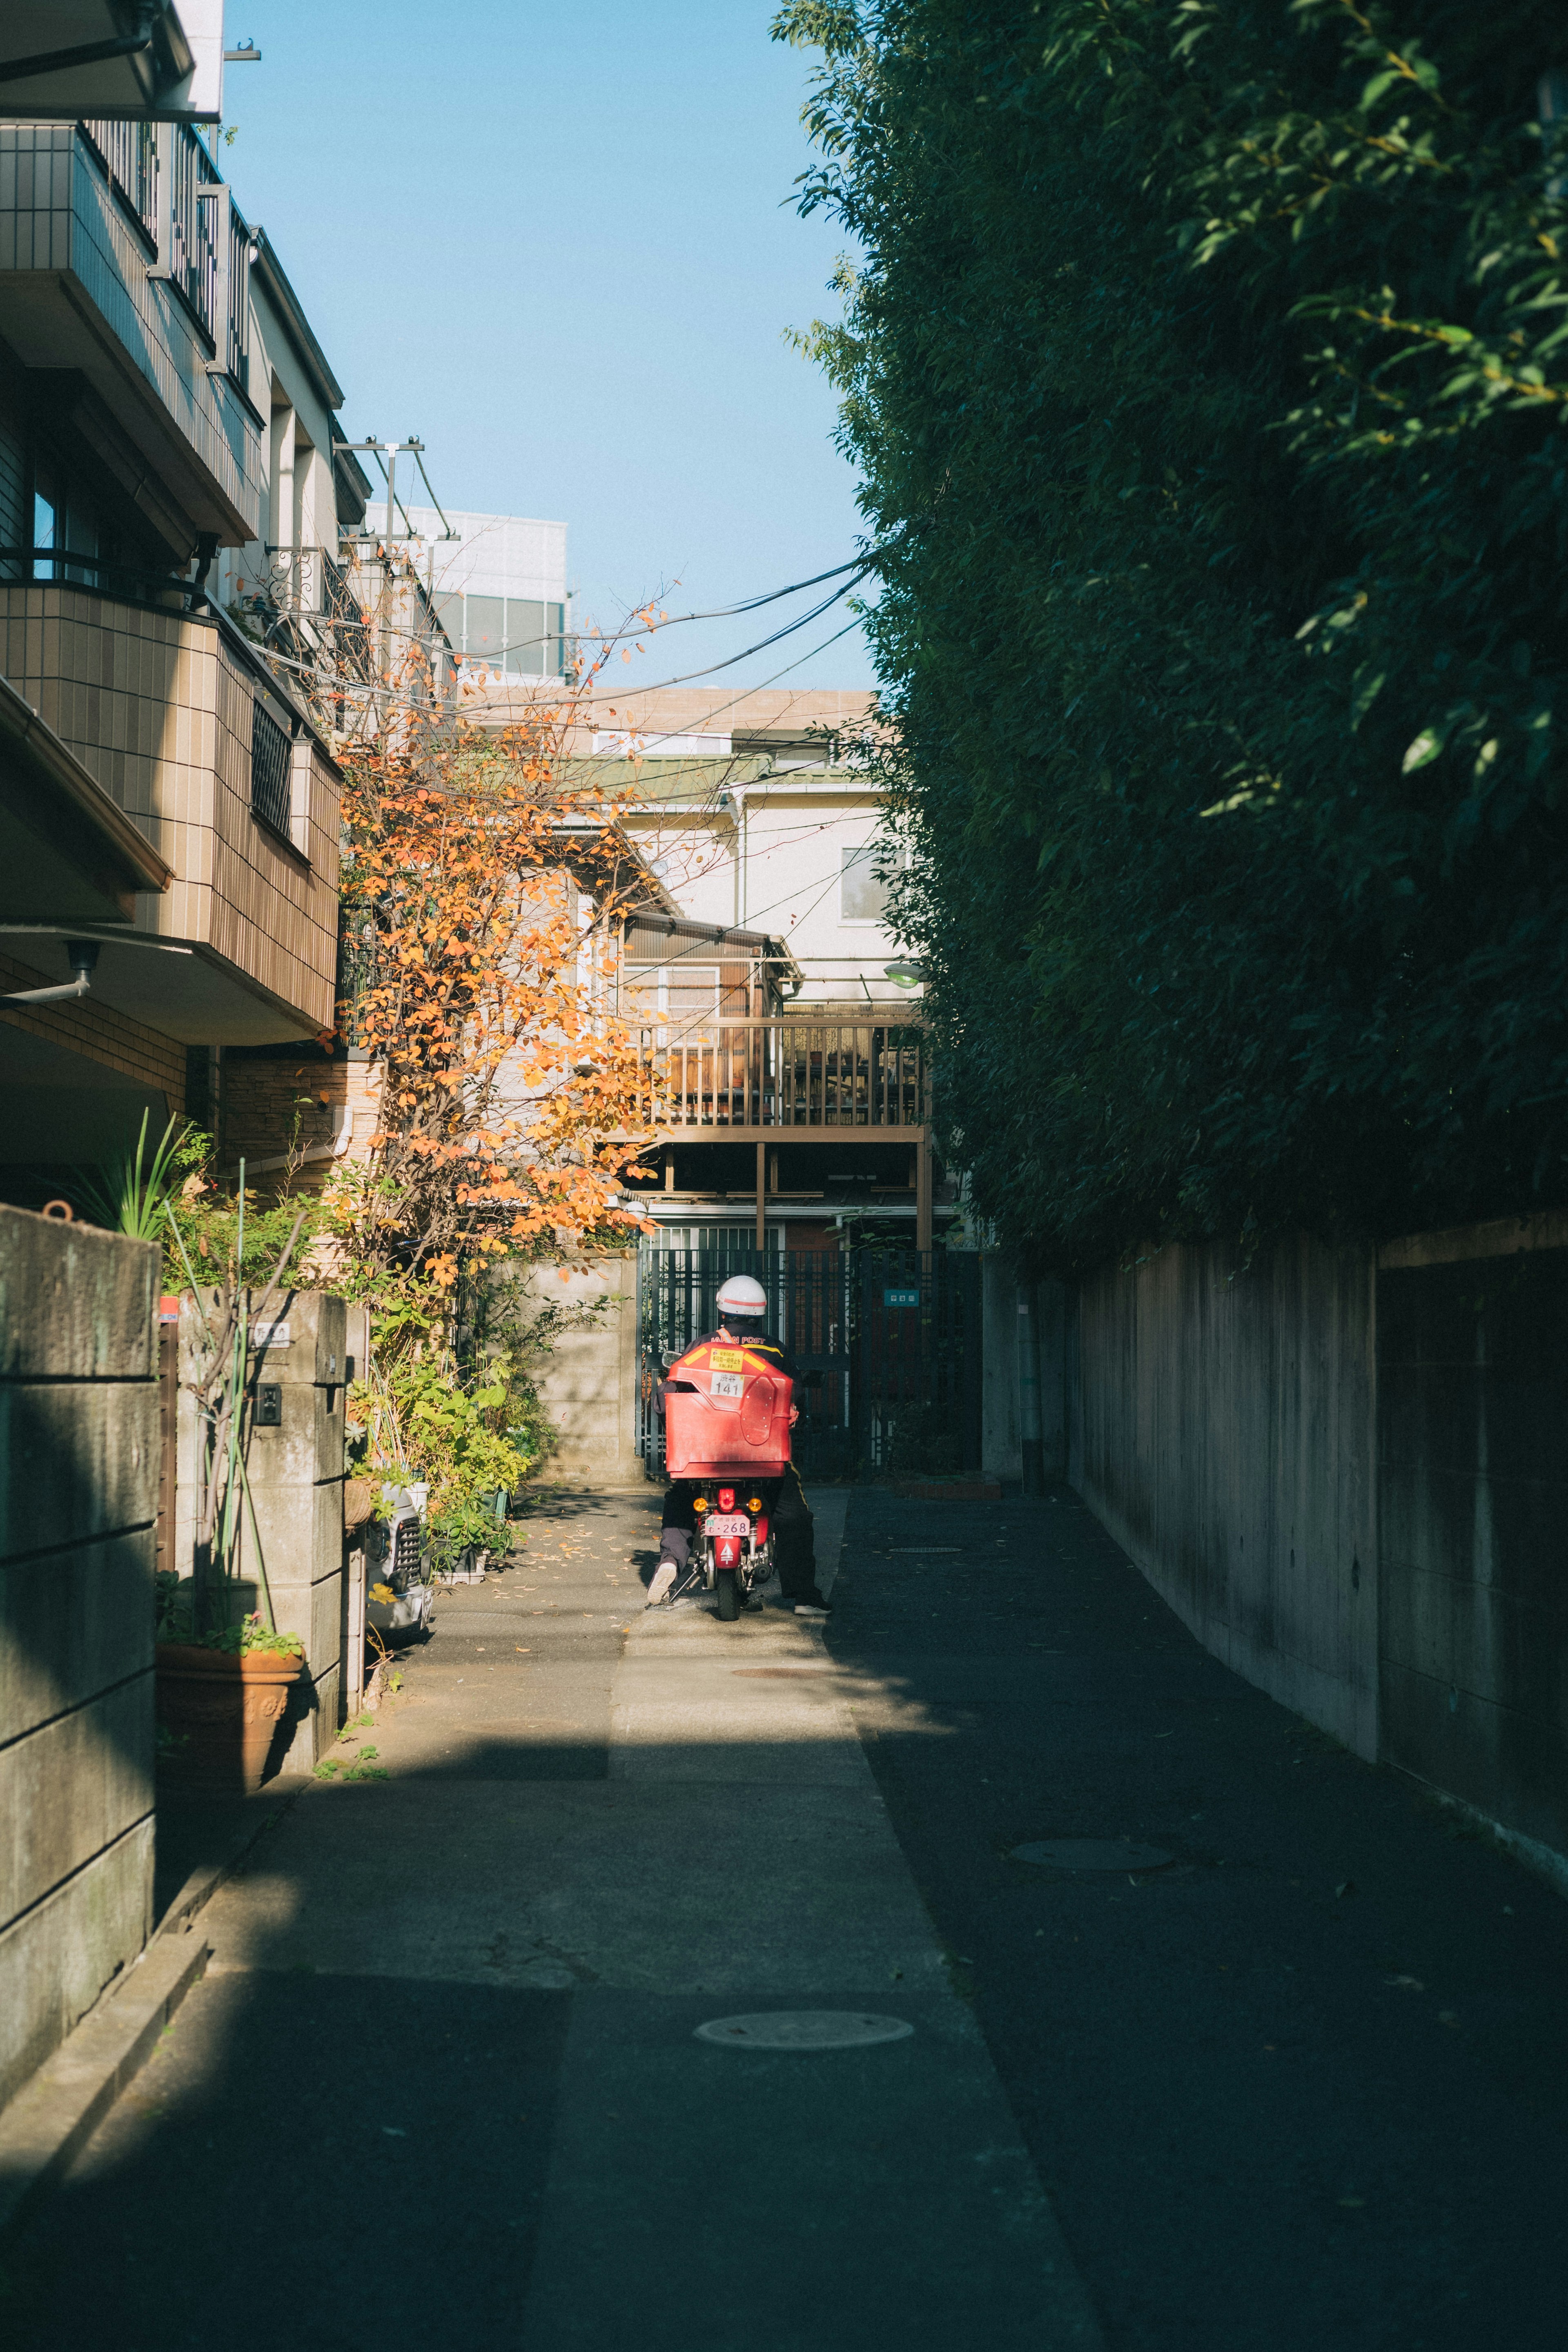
[33,481,56,581]
[464,595,504,661]
[506,597,543,677]
[625,962,722,1036]
[431,593,568,676]
[841,844,891,924]
[251,699,293,837]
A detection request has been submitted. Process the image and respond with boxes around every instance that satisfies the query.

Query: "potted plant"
[152,1158,316,1793]
[154,1587,307,1794]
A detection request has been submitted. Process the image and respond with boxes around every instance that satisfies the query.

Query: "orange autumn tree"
[330,700,655,1296]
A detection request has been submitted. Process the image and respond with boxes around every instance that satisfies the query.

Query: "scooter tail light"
[718,1486,735,1512]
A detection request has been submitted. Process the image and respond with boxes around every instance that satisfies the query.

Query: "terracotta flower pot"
[156,1643,305,1795]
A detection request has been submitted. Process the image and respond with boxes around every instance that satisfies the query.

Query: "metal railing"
[0,547,209,608]
[638,1018,927,1129]
[225,196,250,391]
[167,123,220,344]
[250,700,293,839]
[82,117,159,248]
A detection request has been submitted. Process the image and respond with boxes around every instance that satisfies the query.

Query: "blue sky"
[215,1,872,693]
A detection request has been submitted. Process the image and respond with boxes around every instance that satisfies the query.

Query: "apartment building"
[0,106,362,1192]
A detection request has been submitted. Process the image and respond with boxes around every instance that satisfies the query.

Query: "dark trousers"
[661,1467,818,1600]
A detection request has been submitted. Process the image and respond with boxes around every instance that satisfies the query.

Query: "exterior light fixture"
[884,960,925,990]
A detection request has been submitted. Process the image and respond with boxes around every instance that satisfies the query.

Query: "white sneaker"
[646,1562,677,1608]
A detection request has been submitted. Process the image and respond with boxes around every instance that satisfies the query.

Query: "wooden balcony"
[639,1017,928,1137]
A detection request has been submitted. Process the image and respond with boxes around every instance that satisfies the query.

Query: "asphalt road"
[826,1484,1568,2350]
[3,1480,1563,2348]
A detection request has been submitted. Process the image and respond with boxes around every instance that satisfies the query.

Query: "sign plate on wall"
[883,1288,920,1309]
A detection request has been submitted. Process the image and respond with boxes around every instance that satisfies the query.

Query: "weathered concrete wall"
[1377,1216,1568,1861]
[242,1290,347,1768]
[981,1259,1067,1488]
[173,1287,347,1770]
[980,1254,1022,1486]
[1072,1235,1378,1759]
[519,1256,641,1488]
[0,1207,158,2112]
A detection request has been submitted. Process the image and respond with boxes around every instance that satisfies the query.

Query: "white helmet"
[715,1274,768,1322]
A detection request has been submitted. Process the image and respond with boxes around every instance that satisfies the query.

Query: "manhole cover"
[694,2011,914,2050]
[1011,1840,1174,1872]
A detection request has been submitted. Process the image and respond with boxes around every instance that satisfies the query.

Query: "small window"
[251,699,293,838]
[464,595,504,663]
[505,597,544,677]
[625,962,722,1035]
[33,481,57,582]
[841,844,890,924]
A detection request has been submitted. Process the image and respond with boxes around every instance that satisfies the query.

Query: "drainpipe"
[2,938,98,1004]
[724,786,748,927]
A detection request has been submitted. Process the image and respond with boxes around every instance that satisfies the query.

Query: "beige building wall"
[0,584,341,1035]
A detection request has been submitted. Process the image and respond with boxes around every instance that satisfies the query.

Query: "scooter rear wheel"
[715,1568,740,1621]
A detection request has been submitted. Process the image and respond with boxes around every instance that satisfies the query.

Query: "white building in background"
[574,686,903,1012]
[399,505,570,683]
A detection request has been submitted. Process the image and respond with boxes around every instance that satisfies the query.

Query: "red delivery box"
[660,1341,794,1480]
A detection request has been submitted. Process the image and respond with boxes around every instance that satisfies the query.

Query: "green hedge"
[777,0,1568,1266]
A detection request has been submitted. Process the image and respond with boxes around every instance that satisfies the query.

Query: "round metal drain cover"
[694,2011,914,2051]
[1011,1839,1174,1872]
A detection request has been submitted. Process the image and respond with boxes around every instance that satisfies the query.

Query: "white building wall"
[620,775,905,1007]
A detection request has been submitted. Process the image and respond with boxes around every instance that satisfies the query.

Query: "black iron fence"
[636,1243,982,1483]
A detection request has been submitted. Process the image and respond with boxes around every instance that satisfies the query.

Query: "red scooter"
[687,1483,773,1620]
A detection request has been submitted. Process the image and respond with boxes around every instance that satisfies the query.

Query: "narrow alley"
[4,1488,1561,2350]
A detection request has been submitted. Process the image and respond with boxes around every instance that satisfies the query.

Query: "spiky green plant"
[78,1109,196,1239]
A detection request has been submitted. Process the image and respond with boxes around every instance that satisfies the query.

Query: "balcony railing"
[167,122,220,344]
[0,546,210,607]
[639,1018,927,1130]
[81,118,159,249]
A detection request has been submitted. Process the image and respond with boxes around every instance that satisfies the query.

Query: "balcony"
[0,119,262,542]
[638,1017,928,1137]
[0,570,340,1041]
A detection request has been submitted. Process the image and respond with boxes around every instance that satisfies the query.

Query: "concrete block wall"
[516,1256,641,1487]
[980,1256,1067,1488]
[1071,1233,1379,1760]
[174,1287,347,1771]
[0,1207,158,2112]
[1377,1217,1568,1862]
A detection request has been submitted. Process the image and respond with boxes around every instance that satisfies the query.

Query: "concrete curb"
[0,1930,209,2248]
[0,1773,312,2250]
[154,1771,312,1941]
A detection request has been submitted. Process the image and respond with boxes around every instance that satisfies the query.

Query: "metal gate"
[636,1245,982,1483]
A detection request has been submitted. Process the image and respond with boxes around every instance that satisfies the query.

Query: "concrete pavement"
[9,1478,1562,2348]
[1,1486,1099,2350]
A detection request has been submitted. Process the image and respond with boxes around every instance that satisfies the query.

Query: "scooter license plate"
[704,1513,750,1538]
